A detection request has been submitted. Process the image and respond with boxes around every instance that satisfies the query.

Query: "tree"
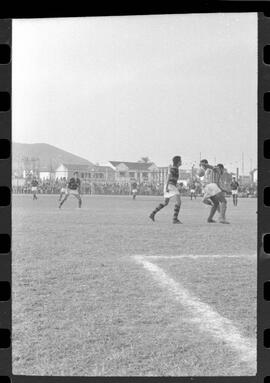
[139,156,151,163]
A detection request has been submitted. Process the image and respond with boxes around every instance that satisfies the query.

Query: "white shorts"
[68,189,80,196]
[31,187,37,192]
[132,189,137,194]
[231,190,238,195]
[190,189,195,193]
[203,183,221,199]
[61,188,67,194]
[164,184,180,199]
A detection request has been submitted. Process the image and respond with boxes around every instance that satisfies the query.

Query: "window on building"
[119,172,126,177]
[129,172,135,178]
[142,172,148,180]
[81,173,84,178]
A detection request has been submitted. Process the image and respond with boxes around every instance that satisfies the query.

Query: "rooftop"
[109,161,155,171]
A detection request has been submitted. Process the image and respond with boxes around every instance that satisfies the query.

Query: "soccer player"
[230,176,239,206]
[59,178,68,202]
[59,172,82,208]
[149,156,182,224]
[199,160,229,224]
[131,181,138,200]
[31,177,39,200]
[189,179,196,200]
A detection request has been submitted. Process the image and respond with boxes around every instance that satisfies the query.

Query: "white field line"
[133,255,256,366]
[138,254,256,259]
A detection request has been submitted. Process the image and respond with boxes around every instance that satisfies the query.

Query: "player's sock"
[78,198,82,208]
[219,202,229,223]
[208,204,218,222]
[150,200,169,221]
[173,204,180,222]
[152,202,167,215]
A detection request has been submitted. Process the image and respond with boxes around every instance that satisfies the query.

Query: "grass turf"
[12,195,257,376]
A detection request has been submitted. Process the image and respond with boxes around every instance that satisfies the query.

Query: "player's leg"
[173,194,182,224]
[207,195,219,223]
[235,193,238,206]
[149,198,169,221]
[59,192,69,208]
[59,191,63,201]
[73,193,82,208]
[217,192,229,224]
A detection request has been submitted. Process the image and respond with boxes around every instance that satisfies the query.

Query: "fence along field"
[12,194,256,376]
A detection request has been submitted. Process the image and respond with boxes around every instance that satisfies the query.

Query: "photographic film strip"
[1,8,270,383]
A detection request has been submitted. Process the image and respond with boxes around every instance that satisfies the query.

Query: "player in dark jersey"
[59,172,82,208]
[131,181,138,200]
[230,177,239,206]
[31,177,39,200]
[149,156,182,224]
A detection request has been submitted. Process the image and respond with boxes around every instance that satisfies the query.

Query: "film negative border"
[259,11,270,383]
[0,9,268,383]
[0,18,11,382]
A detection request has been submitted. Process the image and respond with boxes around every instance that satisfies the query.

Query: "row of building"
[13,160,258,187]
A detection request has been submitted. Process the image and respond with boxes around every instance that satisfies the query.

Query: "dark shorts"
[210,192,226,204]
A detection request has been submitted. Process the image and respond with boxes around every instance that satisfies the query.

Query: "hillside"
[13,143,94,172]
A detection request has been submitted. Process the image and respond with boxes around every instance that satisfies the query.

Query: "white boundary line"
[137,254,256,259]
[133,255,256,368]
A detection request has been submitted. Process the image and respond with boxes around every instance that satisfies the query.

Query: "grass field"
[12,194,257,376]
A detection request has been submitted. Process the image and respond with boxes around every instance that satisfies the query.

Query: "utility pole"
[241,152,244,177]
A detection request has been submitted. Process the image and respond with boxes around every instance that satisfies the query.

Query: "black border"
[1,3,269,382]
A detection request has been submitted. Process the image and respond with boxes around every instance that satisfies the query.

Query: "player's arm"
[165,172,170,192]
[215,168,229,193]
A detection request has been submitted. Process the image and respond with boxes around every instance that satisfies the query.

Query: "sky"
[13,14,257,173]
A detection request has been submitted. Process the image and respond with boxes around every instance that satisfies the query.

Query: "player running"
[59,178,68,202]
[59,172,82,209]
[189,179,197,200]
[31,177,39,200]
[131,181,138,200]
[230,177,239,206]
[199,159,229,224]
[149,156,182,224]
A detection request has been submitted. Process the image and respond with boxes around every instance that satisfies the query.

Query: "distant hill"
[13,143,94,173]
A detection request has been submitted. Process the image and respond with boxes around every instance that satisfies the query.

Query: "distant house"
[157,166,169,184]
[39,166,53,180]
[108,161,159,183]
[55,164,92,180]
[91,165,116,183]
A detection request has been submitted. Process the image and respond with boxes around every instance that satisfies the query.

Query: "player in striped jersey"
[149,156,182,224]
[199,160,229,224]
[59,177,68,202]
[59,172,82,209]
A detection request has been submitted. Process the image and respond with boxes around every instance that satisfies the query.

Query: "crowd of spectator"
[12,177,257,198]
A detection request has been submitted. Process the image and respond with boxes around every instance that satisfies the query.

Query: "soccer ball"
[197,168,205,177]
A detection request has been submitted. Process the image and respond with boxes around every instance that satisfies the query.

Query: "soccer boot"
[219,220,230,224]
[149,213,155,222]
[173,219,182,224]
